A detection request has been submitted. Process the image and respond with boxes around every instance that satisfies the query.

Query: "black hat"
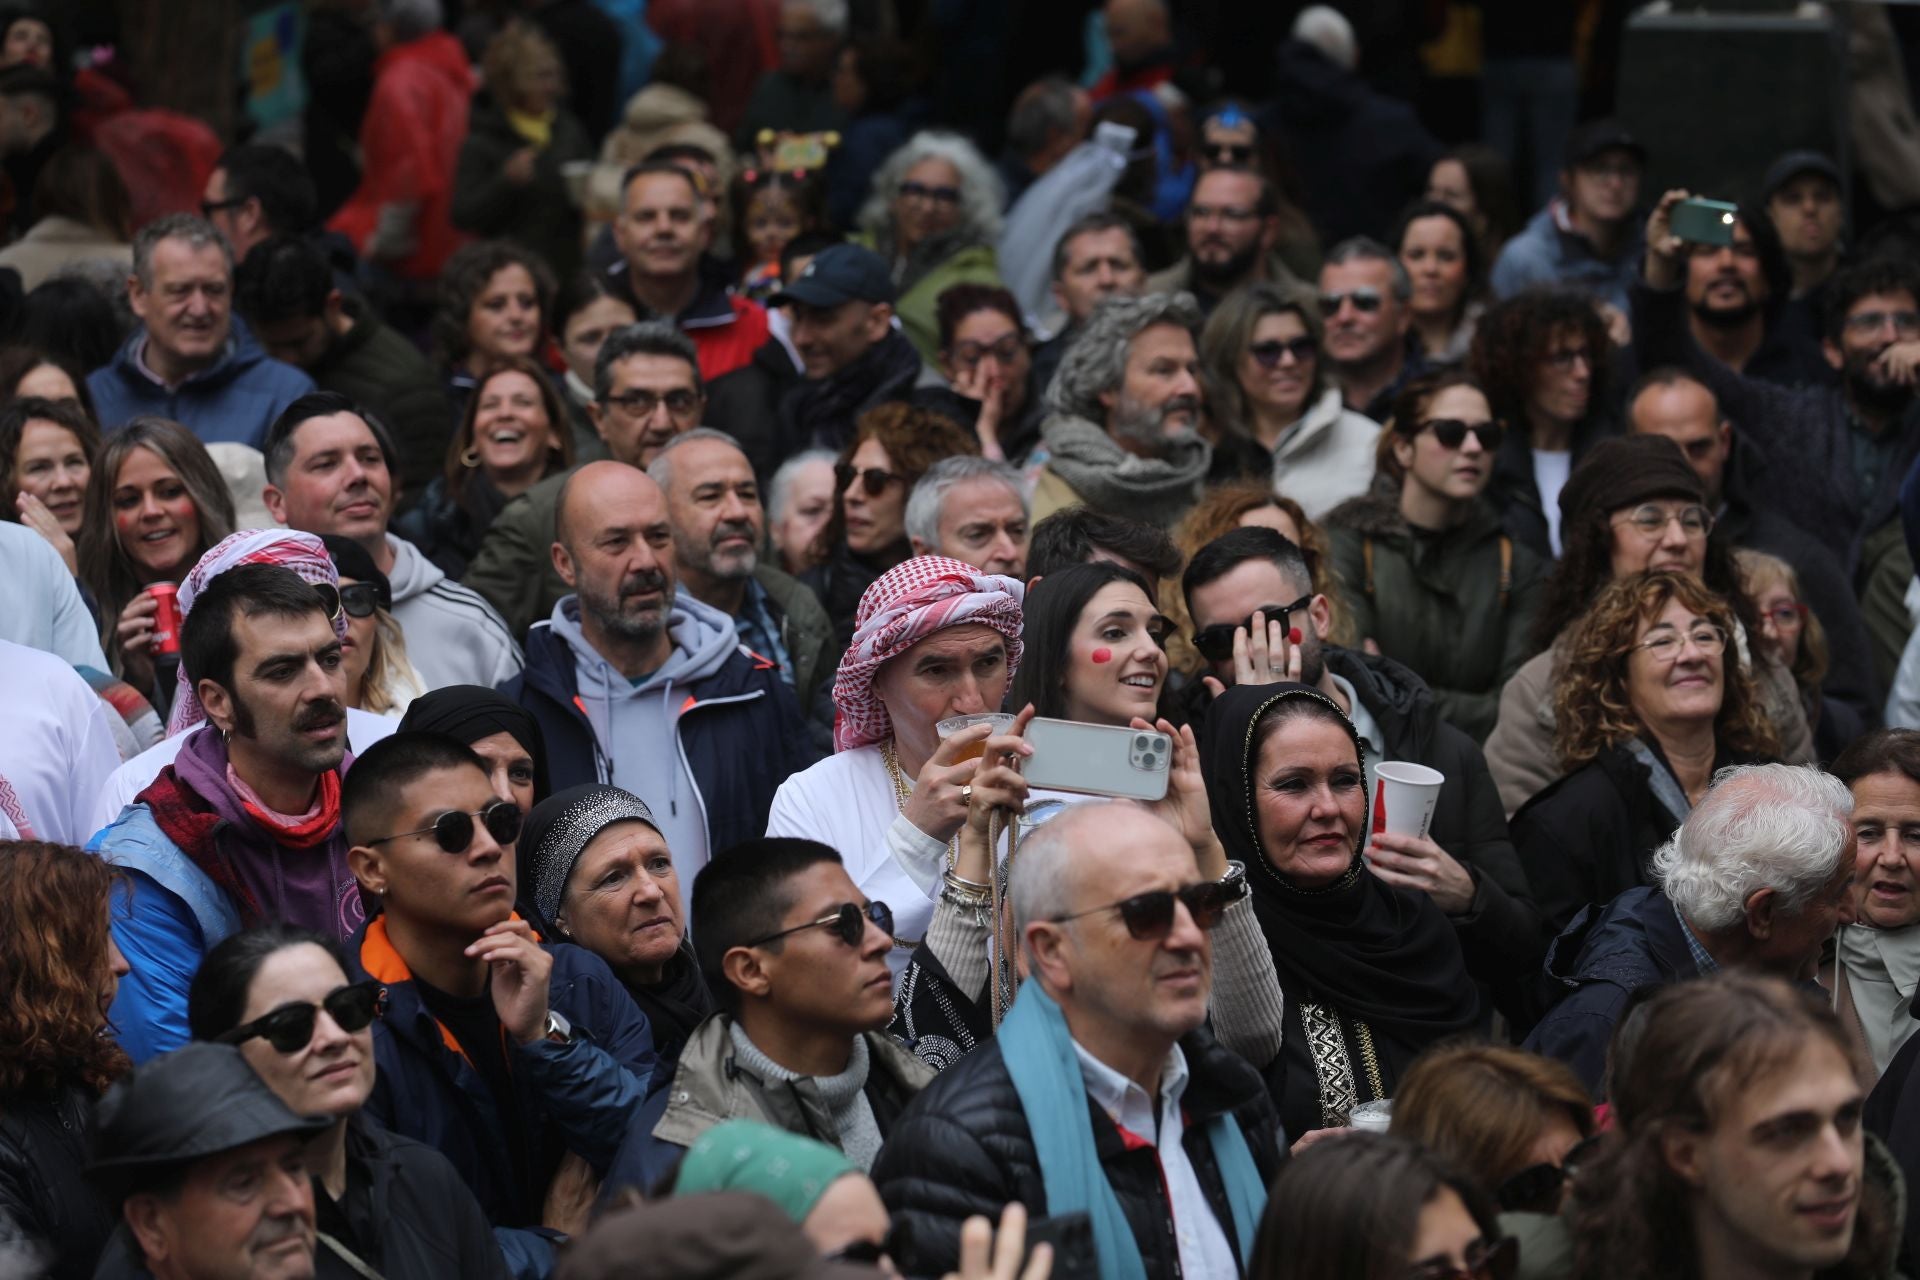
[319,533,392,610]
[1762,150,1843,204]
[1564,118,1647,170]
[89,1043,331,1194]
[767,243,896,309]
[1558,435,1706,528]
[521,783,662,931]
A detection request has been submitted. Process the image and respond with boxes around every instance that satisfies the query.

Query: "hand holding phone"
[1021,718,1172,802]
[1670,196,1739,247]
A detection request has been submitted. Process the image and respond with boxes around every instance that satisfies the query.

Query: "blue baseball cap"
[768,243,896,309]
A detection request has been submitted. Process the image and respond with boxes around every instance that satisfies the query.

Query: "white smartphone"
[1021,718,1172,802]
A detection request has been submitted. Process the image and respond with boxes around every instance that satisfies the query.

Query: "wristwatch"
[539,1010,573,1045]
[1217,859,1250,904]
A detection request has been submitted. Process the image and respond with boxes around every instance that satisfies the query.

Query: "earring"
[460,447,481,469]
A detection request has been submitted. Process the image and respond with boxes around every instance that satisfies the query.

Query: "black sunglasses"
[1319,288,1384,314]
[828,1219,913,1265]
[835,464,903,498]
[338,582,384,619]
[1249,336,1317,368]
[603,388,701,417]
[218,980,387,1054]
[1417,418,1505,451]
[200,196,247,219]
[747,900,893,949]
[365,799,523,853]
[1192,593,1316,663]
[1051,880,1232,940]
[1205,142,1255,164]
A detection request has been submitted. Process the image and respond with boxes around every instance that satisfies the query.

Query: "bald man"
[501,461,817,877]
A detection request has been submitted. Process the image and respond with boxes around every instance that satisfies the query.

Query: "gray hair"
[646,426,745,492]
[858,131,1006,248]
[1007,76,1083,162]
[787,0,849,34]
[132,214,233,289]
[1046,291,1203,423]
[769,448,837,525]
[1323,236,1412,302]
[594,321,702,402]
[904,456,1026,549]
[1654,763,1853,932]
[1292,5,1358,71]
[377,0,444,41]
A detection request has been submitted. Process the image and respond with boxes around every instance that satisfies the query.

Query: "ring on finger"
[961,784,973,802]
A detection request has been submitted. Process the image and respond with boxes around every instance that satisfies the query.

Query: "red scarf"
[236,769,341,849]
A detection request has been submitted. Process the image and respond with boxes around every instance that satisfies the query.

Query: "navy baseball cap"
[1564,118,1646,170]
[768,243,896,309]
[1762,150,1843,203]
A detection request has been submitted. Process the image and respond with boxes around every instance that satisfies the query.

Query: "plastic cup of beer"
[1349,1099,1393,1134]
[937,712,1015,761]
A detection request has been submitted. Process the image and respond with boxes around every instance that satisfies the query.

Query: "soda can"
[149,582,182,656]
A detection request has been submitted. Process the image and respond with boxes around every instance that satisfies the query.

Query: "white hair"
[858,131,1006,250]
[768,448,837,525]
[1654,763,1853,932]
[787,0,849,34]
[904,456,1026,549]
[1292,5,1358,72]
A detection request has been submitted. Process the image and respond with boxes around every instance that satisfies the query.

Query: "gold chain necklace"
[878,739,943,950]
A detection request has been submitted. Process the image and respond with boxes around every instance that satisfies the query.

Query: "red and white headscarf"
[165,530,345,737]
[831,556,1025,752]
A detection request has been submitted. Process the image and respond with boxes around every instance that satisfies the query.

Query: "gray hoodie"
[385,534,524,690]
[547,589,742,882]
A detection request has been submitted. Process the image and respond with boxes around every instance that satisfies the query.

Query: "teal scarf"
[998,978,1266,1278]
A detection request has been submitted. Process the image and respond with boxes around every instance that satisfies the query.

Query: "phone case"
[1021,718,1172,802]
[1671,197,1738,247]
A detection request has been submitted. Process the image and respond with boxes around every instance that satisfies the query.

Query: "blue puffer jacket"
[353,918,658,1280]
[86,316,315,446]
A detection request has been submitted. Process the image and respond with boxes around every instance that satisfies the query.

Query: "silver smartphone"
[1021,718,1172,802]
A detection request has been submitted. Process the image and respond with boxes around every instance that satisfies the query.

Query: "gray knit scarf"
[1039,414,1213,527]
[728,1021,884,1170]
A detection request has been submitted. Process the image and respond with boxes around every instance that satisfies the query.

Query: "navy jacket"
[501,622,818,859]
[353,921,657,1279]
[1522,885,1701,1097]
[86,317,316,446]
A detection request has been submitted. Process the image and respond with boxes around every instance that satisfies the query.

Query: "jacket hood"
[113,314,274,394]
[1542,884,1685,985]
[380,28,472,94]
[548,590,742,701]
[383,534,444,604]
[1322,645,1437,741]
[622,83,712,131]
[1273,40,1364,125]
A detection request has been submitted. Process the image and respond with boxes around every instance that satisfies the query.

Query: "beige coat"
[0,215,132,291]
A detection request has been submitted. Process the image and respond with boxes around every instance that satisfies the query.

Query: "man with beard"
[1030,292,1213,527]
[1179,525,1547,1021]
[1636,190,1920,582]
[1319,237,1425,421]
[1639,204,1830,390]
[503,461,814,883]
[94,563,357,1063]
[649,429,835,739]
[1144,168,1301,318]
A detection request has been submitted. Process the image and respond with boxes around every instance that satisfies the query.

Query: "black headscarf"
[1201,682,1479,1045]
[399,685,551,803]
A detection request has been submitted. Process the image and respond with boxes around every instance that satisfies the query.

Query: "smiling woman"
[1829,730,1920,1078]
[1008,562,1170,726]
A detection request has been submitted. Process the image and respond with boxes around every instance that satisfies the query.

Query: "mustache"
[620,571,670,598]
[294,702,345,732]
[711,520,758,548]
[1159,395,1201,420]
[249,1213,313,1252]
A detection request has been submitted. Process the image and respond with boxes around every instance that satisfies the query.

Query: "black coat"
[1510,741,1683,936]
[1867,1019,1920,1273]
[451,96,594,283]
[0,1086,115,1280]
[705,337,803,484]
[328,1115,512,1280]
[1484,411,1617,562]
[872,1028,1283,1278]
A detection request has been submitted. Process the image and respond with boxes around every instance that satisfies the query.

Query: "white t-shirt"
[1533,448,1573,557]
[0,639,121,845]
[89,707,398,838]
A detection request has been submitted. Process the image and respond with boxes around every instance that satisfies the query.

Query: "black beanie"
[1557,435,1706,530]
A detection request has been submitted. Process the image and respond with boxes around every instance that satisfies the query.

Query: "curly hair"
[1570,973,1892,1280]
[1165,479,1349,673]
[1552,571,1778,770]
[1467,287,1612,435]
[444,353,574,505]
[0,841,130,1096]
[432,239,557,374]
[808,402,978,563]
[857,130,1005,252]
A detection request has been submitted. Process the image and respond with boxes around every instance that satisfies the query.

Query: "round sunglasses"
[365,799,523,853]
[746,900,893,948]
[1051,880,1232,940]
[218,980,387,1054]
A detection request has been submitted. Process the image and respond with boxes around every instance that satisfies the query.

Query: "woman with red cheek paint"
[78,418,236,698]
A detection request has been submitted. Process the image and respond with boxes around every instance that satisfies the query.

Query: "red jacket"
[327,31,473,281]
[687,294,770,382]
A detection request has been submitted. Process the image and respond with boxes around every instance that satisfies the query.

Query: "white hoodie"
[385,535,524,690]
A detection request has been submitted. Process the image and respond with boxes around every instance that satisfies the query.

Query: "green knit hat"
[672,1119,859,1224]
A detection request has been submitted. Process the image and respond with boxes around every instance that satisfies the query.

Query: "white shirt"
[90,707,398,837]
[1532,449,1572,557]
[0,640,121,845]
[1072,1039,1240,1279]
[0,522,109,670]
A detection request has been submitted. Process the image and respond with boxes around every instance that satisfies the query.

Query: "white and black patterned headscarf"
[520,783,661,930]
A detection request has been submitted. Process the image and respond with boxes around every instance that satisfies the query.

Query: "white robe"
[0,639,122,845]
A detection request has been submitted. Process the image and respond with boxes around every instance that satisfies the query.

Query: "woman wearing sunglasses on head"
[804,403,980,649]
[1325,370,1548,744]
[1251,1132,1517,1280]
[322,535,424,719]
[1198,281,1384,517]
[1201,683,1479,1138]
[187,924,511,1280]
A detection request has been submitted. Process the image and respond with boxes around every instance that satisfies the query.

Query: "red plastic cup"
[149,582,182,657]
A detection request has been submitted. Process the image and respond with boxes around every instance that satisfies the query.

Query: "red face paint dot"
[1090,647,1113,664]
[1288,628,1303,645]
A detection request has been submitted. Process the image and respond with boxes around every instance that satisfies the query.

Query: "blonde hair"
[359,609,424,716]
[481,21,564,113]
[1733,547,1829,696]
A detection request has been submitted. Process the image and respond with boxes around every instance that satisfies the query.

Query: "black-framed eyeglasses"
[746,900,893,949]
[951,334,1027,369]
[1319,288,1383,314]
[828,1218,913,1265]
[338,581,384,619]
[898,180,961,204]
[365,800,523,853]
[1403,1236,1518,1280]
[1250,336,1317,368]
[200,196,247,219]
[603,387,701,417]
[218,980,387,1054]
[1051,881,1232,940]
[1418,418,1505,451]
[1192,593,1316,663]
[835,464,903,497]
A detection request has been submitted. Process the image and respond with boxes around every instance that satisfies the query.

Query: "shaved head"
[556,460,665,551]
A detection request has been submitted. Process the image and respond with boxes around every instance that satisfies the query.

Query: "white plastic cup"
[937,712,1015,761]
[1349,1099,1393,1133]
[1371,761,1444,841]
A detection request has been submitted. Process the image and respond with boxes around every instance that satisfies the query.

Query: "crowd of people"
[8,0,1920,1276]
